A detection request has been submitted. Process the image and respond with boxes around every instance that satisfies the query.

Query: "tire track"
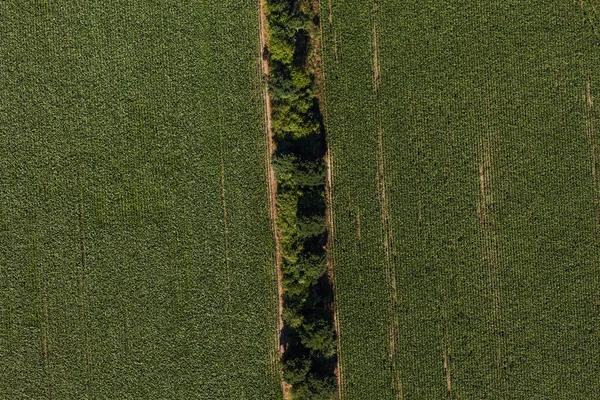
[258,0,281,369]
[320,4,343,393]
[258,0,294,398]
[319,4,343,397]
[372,7,403,399]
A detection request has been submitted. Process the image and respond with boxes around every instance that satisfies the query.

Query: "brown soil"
[442,349,452,399]
[258,1,290,398]
[323,0,340,69]
[260,1,342,397]
[592,1,600,19]
[312,3,343,397]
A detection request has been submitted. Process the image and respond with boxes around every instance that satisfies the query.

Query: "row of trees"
[265,1,337,399]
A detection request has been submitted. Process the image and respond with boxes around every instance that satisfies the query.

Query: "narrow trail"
[442,349,452,399]
[257,0,290,398]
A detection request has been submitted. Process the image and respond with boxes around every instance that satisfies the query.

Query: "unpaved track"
[258,0,290,398]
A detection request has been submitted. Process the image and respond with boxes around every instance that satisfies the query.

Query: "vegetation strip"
[262,0,338,398]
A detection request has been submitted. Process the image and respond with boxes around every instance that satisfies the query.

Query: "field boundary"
[316,1,344,398]
[257,0,288,398]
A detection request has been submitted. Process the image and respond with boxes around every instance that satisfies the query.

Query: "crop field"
[322,1,600,399]
[0,1,282,399]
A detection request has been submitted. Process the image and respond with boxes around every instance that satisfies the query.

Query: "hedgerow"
[265,0,337,398]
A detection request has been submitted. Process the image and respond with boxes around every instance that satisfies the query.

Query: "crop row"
[0,1,281,399]
[322,1,600,399]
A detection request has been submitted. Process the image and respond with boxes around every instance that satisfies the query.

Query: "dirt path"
[257,1,291,398]
[442,349,452,399]
[309,2,343,398]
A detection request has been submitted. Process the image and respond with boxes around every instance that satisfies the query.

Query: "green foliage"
[266,0,337,398]
[321,1,600,399]
[292,68,312,90]
[0,2,282,399]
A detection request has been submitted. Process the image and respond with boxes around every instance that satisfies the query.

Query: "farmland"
[0,1,282,399]
[322,1,600,399]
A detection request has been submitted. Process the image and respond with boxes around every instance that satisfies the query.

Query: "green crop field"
[322,1,600,399]
[0,1,282,399]
[4,1,600,399]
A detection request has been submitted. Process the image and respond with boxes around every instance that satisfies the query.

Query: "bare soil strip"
[372,13,403,399]
[258,1,291,398]
[326,0,340,69]
[591,1,600,19]
[442,348,452,400]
